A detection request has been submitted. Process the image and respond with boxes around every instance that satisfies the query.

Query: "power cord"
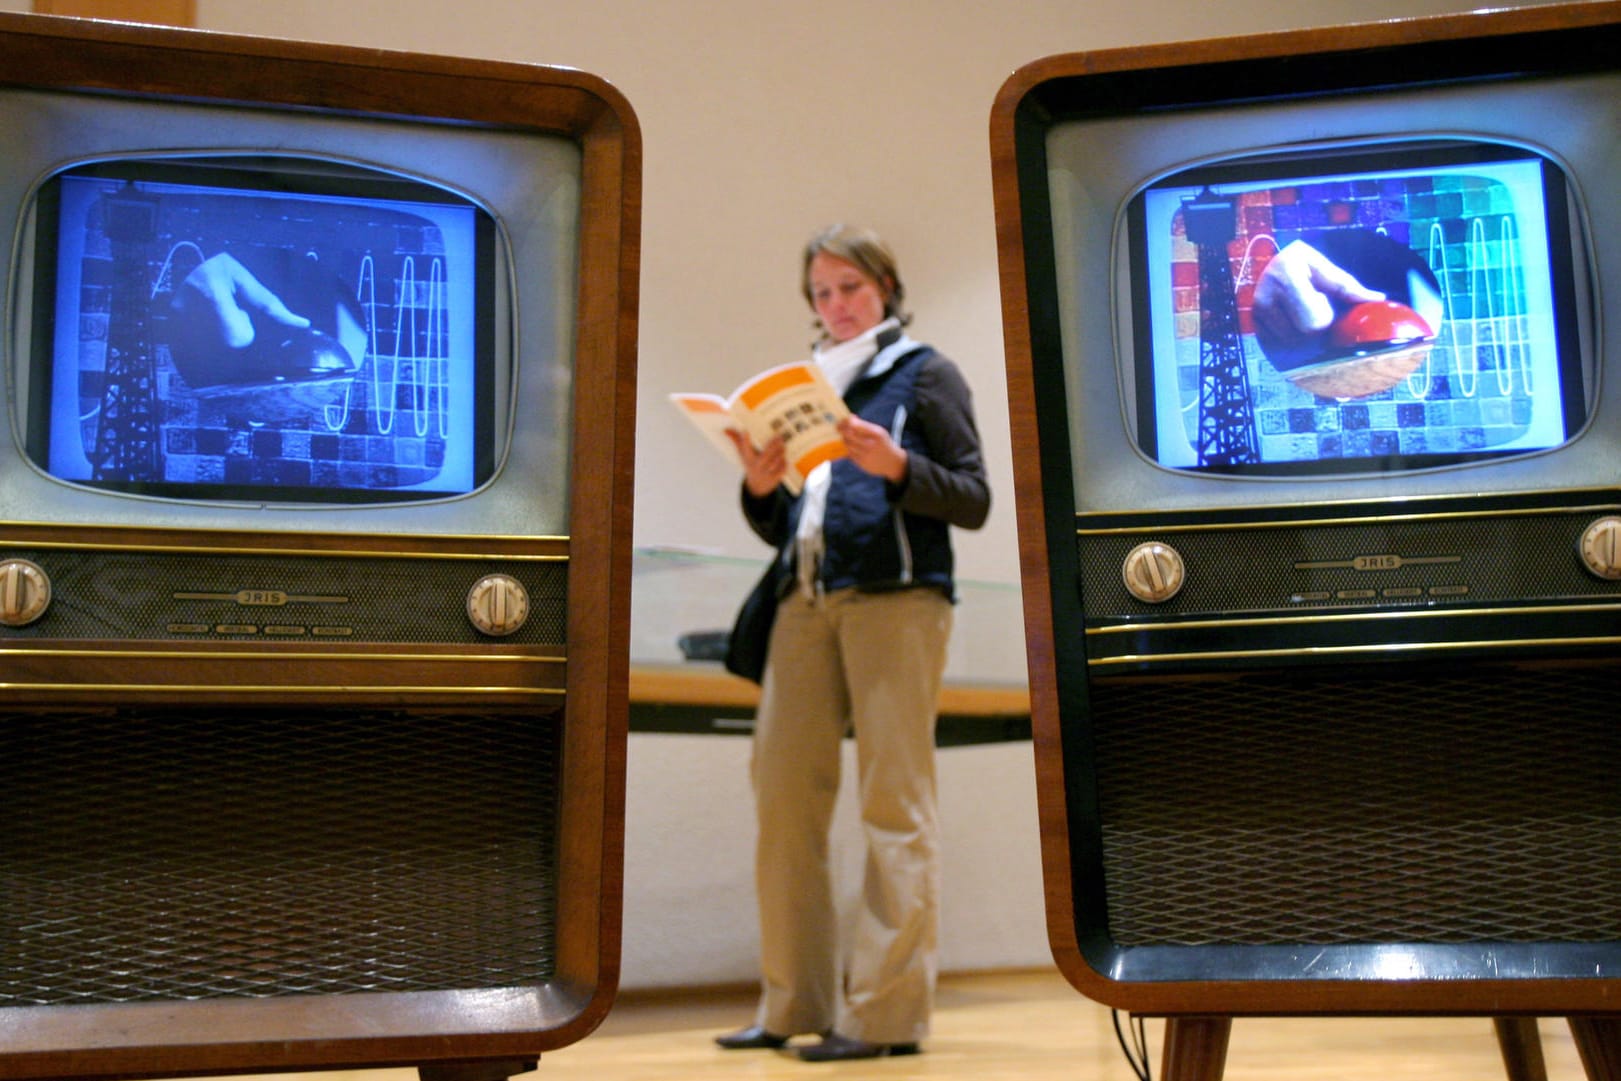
[1112,1009,1152,1081]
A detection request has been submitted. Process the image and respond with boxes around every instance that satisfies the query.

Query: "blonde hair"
[800,223,908,326]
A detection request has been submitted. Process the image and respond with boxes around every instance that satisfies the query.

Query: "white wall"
[171,0,1562,991]
[191,0,1560,583]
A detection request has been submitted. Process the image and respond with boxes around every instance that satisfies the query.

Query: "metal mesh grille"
[0,549,569,645]
[0,707,561,1006]
[1079,510,1621,619]
[1088,664,1621,946]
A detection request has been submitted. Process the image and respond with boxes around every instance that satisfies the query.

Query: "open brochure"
[670,361,849,495]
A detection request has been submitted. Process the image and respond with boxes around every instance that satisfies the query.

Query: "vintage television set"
[991,3,1619,1078]
[0,13,638,1081]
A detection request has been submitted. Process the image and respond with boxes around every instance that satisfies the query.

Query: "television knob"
[1122,541,1185,604]
[1578,516,1621,581]
[0,558,51,627]
[466,573,530,636]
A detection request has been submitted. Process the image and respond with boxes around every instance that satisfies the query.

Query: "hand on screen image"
[1251,239,1386,369]
[182,252,311,348]
[167,251,367,390]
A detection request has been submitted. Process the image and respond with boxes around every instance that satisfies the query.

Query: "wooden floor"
[154,967,1594,1081]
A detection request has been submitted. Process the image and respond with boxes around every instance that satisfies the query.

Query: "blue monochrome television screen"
[1124,140,1587,477]
[23,157,497,504]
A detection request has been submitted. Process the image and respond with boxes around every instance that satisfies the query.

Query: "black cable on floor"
[1111,1009,1152,1081]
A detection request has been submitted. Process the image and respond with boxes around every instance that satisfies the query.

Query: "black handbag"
[723,559,784,684]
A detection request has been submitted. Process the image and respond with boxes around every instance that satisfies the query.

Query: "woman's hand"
[727,429,789,497]
[838,415,908,483]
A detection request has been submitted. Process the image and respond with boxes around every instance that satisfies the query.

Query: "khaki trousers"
[749,586,952,1045]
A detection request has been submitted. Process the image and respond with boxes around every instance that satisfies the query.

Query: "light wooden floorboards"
[154,967,1591,1081]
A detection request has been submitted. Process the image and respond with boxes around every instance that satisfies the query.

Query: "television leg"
[1568,1017,1621,1081]
[1160,1015,1231,1081]
[1494,1017,1548,1081]
[418,1059,538,1081]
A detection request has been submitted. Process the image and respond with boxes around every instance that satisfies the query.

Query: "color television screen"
[21,156,498,504]
[1123,140,1587,477]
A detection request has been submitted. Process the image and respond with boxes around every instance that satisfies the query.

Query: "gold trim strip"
[1292,555,1461,570]
[1085,600,1621,637]
[0,647,567,663]
[0,539,571,561]
[0,682,567,695]
[1075,489,1621,529]
[173,592,349,603]
[3,520,571,545]
[1076,502,1621,537]
[1088,634,1621,667]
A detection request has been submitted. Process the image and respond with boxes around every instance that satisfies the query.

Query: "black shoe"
[797,1032,921,1062]
[715,1024,789,1050]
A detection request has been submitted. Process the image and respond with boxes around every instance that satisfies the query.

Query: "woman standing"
[716,224,990,1062]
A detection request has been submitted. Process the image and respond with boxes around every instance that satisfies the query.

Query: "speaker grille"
[0,549,569,645]
[1079,510,1621,620]
[1089,664,1621,946]
[0,708,561,1006]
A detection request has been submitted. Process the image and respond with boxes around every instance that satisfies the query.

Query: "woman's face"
[808,251,889,344]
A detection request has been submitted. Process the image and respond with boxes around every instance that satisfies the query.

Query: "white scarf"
[794,318,906,594]
[814,316,898,396]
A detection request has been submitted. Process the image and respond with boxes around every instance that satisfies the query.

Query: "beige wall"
[191,0,1559,588]
[21,0,1565,990]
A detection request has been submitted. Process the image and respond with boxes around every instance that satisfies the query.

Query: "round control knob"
[466,573,530,636]
[0,558,51,627]
[1578,516,1621,581]
[1122,541,1186,604]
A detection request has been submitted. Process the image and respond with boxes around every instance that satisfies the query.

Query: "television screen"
[1124,140,1586,477]
[21,156,498,504]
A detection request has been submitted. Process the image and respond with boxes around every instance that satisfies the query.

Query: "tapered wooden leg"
[1495,1017,1548,1081]
[1160,1016,1232,1081]
[1568,1017,1621,1081]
